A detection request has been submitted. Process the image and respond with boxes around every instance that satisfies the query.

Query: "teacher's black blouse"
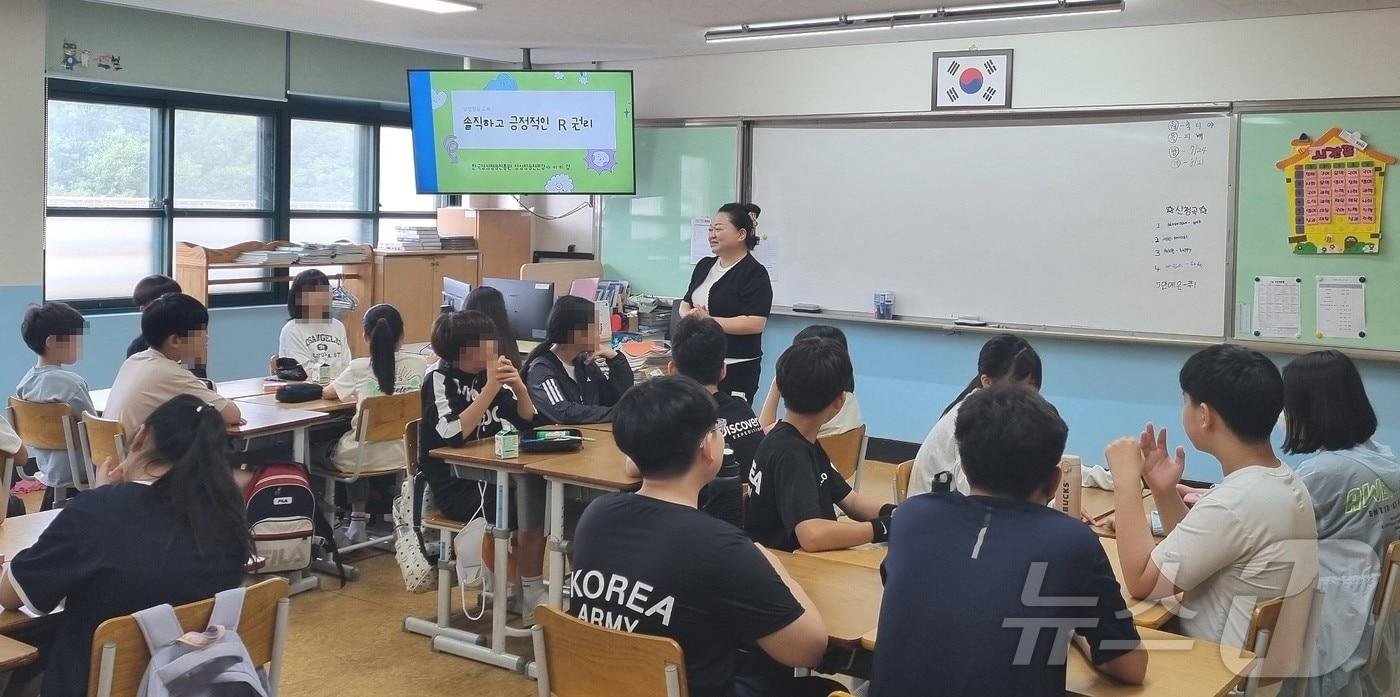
[683,253,774,361]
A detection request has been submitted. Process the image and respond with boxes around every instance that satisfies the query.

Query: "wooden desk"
[1098,538,1175,630]
[228,402,330,440]
[0,510,62,634]
[522,436,638,612]
[431,439,573,473]
[0,635,37,670]
[92,376,274,414]
[236,392,355,414]
[429,438,574,670]
[800,539,1173,629]
[522,437,637,491]
[860,626,1252,697]
[1066,627,1254,697]
[1081,487,1152,523]
[770,550,882,647]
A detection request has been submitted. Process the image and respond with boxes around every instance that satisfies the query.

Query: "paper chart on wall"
[689,217,712,263]
[1316,275,1367,339]
[1252,276,1302,339]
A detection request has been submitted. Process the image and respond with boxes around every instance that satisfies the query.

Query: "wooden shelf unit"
[174,241,376,355]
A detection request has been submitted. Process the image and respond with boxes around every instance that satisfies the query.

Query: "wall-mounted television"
[407,69,635,195]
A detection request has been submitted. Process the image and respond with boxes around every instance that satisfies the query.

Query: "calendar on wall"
[1276,128,1395,254]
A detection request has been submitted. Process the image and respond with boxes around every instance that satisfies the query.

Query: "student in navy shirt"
[0,394,250,697]
[572,376,832,697]
[872,385,1146,697]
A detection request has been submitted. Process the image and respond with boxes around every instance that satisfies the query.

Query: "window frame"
[45,79,447,313]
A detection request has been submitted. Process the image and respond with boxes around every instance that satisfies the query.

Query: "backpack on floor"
[243,464,316,574]
[132,586,269,697]
[392,472,439,593]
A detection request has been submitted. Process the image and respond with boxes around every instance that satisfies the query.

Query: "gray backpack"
[132,587,270,697]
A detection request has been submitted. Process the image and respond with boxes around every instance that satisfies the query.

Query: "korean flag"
[934,52,1011,109]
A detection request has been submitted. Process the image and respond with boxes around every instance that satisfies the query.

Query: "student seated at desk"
[105,293,241,436]
[745,337,893,552]
[322,304,427,546]
[624,315,764,527]
[124,275,208,379]
[1279,350,1400,697]
[279,269,350,382]
[524,295,633,424]
[0,394,250,697]
[418,311,547,621]
[758,324,863,438]
[466,286,522,370]
[572,376,833,697]
[872,385,1146,697]
[910,333,1041,496]
[16,301,94,509]
[1105,345,1317,686]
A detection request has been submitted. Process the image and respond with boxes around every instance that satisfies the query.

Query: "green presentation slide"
[408,70,635,195]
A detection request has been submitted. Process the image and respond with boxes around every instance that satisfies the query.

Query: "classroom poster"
[1276,128,1394,254]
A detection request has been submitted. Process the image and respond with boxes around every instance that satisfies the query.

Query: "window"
[44,85,438,309]
[173,110,276,294]
[45,101,161,301]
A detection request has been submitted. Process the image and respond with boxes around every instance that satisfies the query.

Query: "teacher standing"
[680,203,772,404]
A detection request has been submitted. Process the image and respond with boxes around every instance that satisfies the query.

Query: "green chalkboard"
[600,126,738,296]
[1236,110,1400,351]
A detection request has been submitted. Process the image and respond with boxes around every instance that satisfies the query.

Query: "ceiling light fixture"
[704,0,1123,43]
[364,0,479,14]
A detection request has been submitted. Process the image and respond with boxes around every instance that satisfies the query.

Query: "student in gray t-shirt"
[1282,350,1400,697]
[16,302,94,507]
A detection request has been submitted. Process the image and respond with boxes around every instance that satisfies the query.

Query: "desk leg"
[547,479,566,610]
[490,467,512,656]
[293,426,309,467]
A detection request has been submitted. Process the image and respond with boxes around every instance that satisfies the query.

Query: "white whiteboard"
[752,117,1232,337]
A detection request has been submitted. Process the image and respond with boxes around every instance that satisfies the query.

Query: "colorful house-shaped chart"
[1277,128,1395,254]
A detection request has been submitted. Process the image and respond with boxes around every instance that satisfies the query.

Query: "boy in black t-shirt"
[745,338,893,552]
[572,376,832,697]
[871,385,1146,697]
[625,316,763,527]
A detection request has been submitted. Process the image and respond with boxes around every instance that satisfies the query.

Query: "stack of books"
[620,340,670,372]
[596,280,631,314]
[330,243,367,264]
[441,237,478,251]
[630,296,672,337]
[383,226,442,252]
[235,249,300,265]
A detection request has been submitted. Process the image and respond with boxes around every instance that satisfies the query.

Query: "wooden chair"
[818,424,868,489]
[893,459,914,503]
[79,411,126,486]
[313,391,420,554]
[532,604,688,697]
[1370,540,1400,665]
[1239,597,1285,697]
[87,577,290,697]
[9,397,87,504]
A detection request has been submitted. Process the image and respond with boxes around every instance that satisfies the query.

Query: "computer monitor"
[443,277,472,312]
[483,277,556,341]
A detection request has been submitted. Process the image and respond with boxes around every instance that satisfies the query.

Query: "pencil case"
[521,428,585,453]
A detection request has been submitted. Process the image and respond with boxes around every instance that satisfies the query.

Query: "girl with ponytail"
[909,334,1044,496]
[1,394,249,695]
[323,304,428,544]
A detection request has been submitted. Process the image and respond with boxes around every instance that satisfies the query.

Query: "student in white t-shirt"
[279,269,350,381]
[1106,345,1318,691]
[759,325,863,438]
[323,304,427,545]
[909,334,1042,496]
